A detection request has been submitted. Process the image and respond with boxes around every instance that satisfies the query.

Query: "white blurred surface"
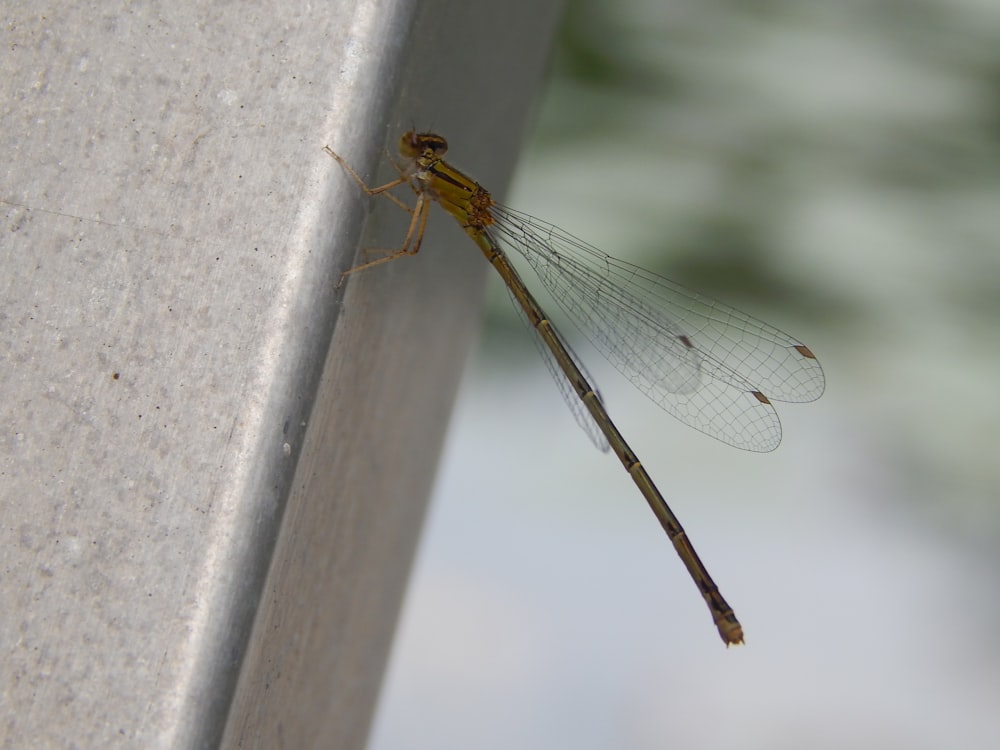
[370,355,997,749]
[369,1,1000,747]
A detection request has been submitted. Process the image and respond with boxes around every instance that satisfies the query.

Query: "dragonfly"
[323,132,825,646]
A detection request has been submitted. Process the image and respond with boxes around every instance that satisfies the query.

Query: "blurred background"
[370,1,1000,748]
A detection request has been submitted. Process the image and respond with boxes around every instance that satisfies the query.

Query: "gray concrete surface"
[0,1,562,747]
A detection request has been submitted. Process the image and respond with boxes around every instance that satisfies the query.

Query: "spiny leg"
[334,192,431,288]
[323,145,412,212]
[324,145,430,287]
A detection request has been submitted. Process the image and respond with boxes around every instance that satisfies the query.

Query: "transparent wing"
[488,205,826,453]
[505,286,611,453]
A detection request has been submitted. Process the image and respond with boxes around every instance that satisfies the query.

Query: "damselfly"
[323,132,825,645]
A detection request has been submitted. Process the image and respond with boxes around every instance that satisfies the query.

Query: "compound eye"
[399,131,448,158]
[398,131,420,158]
[423,134,448,156]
